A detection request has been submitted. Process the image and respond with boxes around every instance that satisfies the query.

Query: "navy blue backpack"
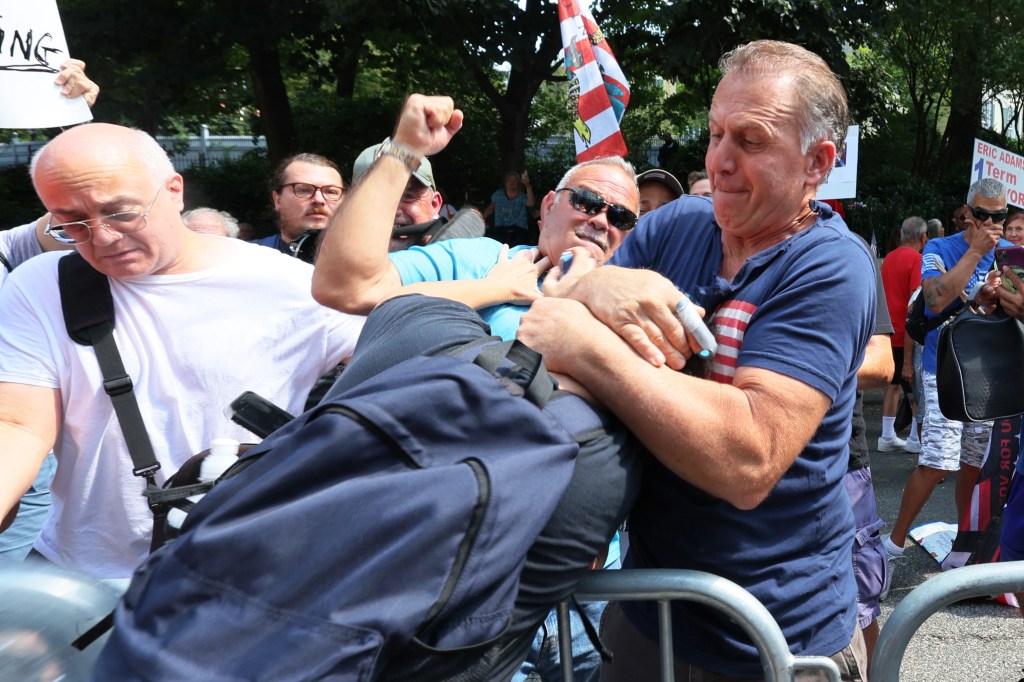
[92,338,607,681]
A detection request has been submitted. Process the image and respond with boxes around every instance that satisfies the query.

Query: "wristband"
[375,138,422,173]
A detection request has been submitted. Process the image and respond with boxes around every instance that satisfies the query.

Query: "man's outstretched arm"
[517,297,830,511]
[312,95,463,313]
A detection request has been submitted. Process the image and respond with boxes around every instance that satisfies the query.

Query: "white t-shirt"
[0,222,44,287]
[0,239,364,578]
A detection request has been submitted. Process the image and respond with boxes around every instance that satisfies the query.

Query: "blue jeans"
[512,595,609,682]
[0,454,56,561]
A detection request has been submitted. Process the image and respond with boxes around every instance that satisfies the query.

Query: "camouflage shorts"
[920,371,992,471]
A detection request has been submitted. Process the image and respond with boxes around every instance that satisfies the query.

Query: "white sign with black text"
[0,0,91,129]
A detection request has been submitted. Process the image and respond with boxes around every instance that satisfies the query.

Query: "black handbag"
[905,291,963,345]
[935,305,1024,421]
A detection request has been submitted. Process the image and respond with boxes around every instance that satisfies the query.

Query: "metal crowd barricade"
[558,569,841,682]
[871,561,1024,682]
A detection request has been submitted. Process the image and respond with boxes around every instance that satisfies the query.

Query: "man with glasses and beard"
[0,124,365,581]
[883,177,1010,571]
[254,153,345,257]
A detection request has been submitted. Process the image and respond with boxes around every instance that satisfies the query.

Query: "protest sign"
[0,0,92,129]
[817,125,859,201]
[971,138,1024,208]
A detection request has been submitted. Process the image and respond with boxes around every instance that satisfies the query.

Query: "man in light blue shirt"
[313,94,641,682]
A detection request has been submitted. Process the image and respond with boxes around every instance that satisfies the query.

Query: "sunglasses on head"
[556,187,638,231]
[968,205,1008,225]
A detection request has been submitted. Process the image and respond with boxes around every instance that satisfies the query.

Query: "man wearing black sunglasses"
[313,93,640,681]
[884,177,1010,571]
[313,94,639,342]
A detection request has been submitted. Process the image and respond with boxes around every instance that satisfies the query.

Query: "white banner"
[970,138,1024,208]
[0,1,92,129]
[817,125,860,201]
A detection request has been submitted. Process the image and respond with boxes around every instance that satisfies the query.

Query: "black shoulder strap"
[57,254,161,487]
[0,251,11,273]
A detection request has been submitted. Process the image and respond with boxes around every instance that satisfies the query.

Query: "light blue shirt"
[390,237,535,341]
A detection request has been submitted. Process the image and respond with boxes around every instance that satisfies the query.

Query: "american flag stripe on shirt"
[707,301,756,384]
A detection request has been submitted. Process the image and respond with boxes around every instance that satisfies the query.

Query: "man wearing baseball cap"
[636,168,683,216]
[352,141,482,251]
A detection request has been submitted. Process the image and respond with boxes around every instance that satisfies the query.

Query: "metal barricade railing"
[558,569,841,682]
[871,560,1024,682]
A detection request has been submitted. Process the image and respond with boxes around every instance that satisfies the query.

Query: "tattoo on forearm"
[923,279,943,306]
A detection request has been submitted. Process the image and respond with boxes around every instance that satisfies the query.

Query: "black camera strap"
[58,254,162,492]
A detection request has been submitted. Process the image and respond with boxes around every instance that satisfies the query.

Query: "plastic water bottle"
[166,438,240,530]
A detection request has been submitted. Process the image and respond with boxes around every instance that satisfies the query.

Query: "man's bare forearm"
[922,252,979,312]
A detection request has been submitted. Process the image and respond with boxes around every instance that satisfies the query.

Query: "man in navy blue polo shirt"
[519,40,874,680]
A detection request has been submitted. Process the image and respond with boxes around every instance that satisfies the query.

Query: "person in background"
[878,216,927,454]
[483,171,536,247]
[636,169,683,216]
[926,218,944,239]
[657,132,678,167]
[883,178,1010,573]
[351,143,484,252]
[846,263,895,665]
[253,153,345,256]
[686,169,711,197]
[182,207,240,238]
[1003,211,1024,246]
[951,205,971,233]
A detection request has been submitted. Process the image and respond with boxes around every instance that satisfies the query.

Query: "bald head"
[28,123,223,279]
[31,123,175,189]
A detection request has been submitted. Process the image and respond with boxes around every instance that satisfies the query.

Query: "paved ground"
[863,389,1024,681]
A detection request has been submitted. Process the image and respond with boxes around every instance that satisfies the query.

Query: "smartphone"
[227,391,295,438]
[994,246,1024,293]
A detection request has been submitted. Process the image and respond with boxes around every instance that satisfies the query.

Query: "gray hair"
[718,40,849,155]
[554,156,638,203]
[182,207,240,238]
[900,216,927,242]
[30,125,175,186]
[925,219,943,239]
[967,177,1006,206]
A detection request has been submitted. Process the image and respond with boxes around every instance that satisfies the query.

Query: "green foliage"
[182,151,274,235]
[845,168,946,251]
[19,0,1023,239]
[0,167,43,230]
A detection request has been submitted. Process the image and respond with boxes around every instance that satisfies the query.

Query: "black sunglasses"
[556,187,638,231]
[968,205,1008,225]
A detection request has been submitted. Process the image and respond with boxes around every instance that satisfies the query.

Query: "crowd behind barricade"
[0,39,1021,682]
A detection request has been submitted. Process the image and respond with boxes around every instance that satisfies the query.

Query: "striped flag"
[558,0,630,162]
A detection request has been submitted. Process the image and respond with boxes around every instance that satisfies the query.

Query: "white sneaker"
[904,439,922,454]
[880,534,906,602]
[877,435,907,452]
[882,533,906,560]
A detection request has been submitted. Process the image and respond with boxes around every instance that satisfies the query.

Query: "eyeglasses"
[968,205,1008,225]
[555,187,638,231]
[281,182,344,202]
[45,187,163,245]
